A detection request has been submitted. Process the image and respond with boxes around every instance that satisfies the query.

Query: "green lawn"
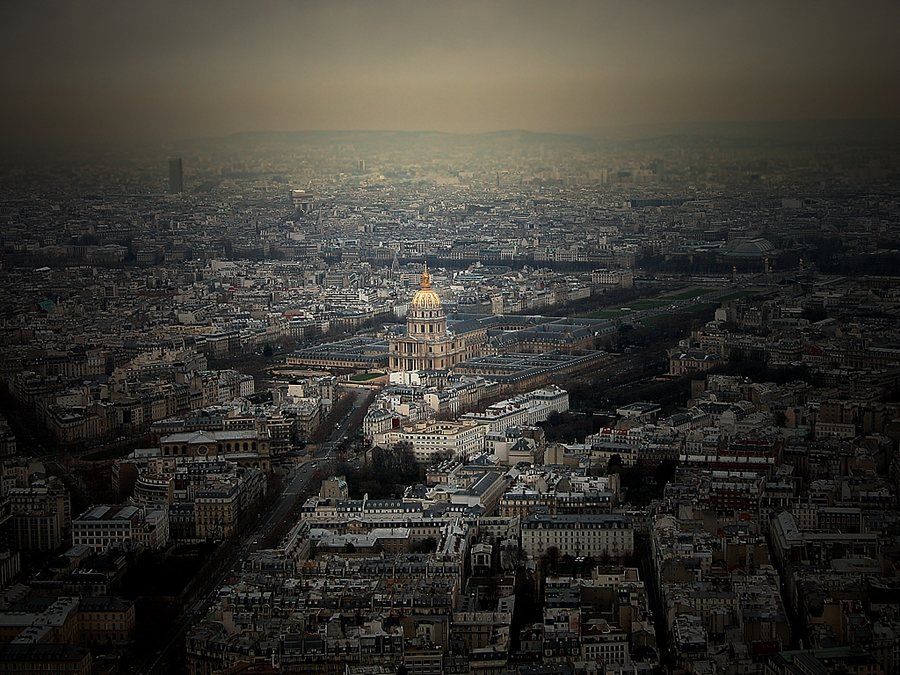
[716,288,761,301]
[582,299,668,318]
[349,372,384,382]
[643,302,719,326]
[581,285,763,320]
[81,445,136,461]
[583,309,624,319]
[661,287,704,300]
[628,299,669,310]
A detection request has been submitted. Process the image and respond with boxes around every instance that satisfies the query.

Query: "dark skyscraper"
[168,157,184,193]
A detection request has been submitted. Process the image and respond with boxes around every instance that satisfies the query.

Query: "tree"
[653,459,678,488]
[545,546,561,574]
[607,454,624,475]
[371,442,421,484]
[581,556,596,574]
[411,537,438,554]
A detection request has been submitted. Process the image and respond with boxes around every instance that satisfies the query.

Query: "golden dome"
[410,265,442,310]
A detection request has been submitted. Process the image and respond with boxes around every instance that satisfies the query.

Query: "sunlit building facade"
[389,265,486,372]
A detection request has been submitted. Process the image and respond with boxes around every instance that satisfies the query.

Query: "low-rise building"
[374,420,487,464]
[76,596,136,646]
[521,513,633,559]
[72,504,169,553]
[0,644,91,675]
[460,386,569,433]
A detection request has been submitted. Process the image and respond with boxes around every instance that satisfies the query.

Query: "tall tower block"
[168,158,184,194]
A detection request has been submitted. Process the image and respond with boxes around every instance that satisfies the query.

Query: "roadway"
[140,385,372,675]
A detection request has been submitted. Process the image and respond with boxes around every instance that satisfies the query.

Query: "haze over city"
[2,0,900,144]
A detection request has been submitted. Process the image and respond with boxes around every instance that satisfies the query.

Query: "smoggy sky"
[1,0,898,144]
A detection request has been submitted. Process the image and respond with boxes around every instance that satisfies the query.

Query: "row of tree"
[335,442,424,500]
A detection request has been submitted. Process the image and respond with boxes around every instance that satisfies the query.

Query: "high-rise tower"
[168,158,184,194]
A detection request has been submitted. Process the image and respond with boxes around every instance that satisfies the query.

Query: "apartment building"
[521,513,634,559]
[72,504,169,553]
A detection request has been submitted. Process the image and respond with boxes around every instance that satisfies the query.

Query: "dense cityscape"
[2,1,900,674]
[0,128,898,675]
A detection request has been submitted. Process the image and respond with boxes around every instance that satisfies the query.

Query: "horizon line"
[2,116,900,154]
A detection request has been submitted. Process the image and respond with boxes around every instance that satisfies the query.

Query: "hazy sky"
[1,0,898,143]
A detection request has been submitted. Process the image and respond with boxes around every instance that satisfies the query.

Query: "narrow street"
[139,385,373,674]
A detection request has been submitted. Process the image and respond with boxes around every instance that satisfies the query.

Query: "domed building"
[389,265,487,372]
[407,265,446,337]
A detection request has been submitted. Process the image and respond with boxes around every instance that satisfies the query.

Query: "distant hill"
[191,128,600,153]
[595,118,900,146]
[187,120,900,155]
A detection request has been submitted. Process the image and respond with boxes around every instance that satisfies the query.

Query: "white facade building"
[520,513,633,559]
[460,386,569,433]
[373,420,487,464]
